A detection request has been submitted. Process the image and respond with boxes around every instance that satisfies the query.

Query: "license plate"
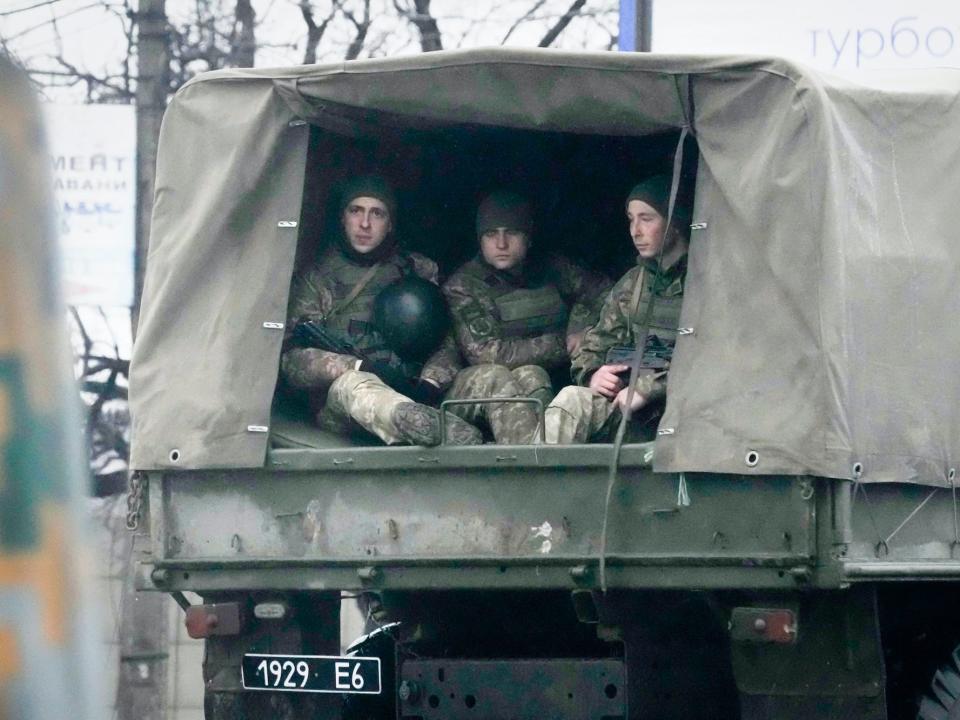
[241,653,382,694]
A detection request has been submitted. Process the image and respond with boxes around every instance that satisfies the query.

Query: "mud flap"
[731,586,886,720]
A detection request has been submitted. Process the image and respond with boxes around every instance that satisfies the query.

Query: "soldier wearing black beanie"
[544,174,691,444]
[441,190,612,444]
[281,175,481,447]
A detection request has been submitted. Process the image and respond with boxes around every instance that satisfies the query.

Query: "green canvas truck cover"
[129,48,960,487]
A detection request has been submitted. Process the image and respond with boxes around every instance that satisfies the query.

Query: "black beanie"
[340,175,397,219]
[626,174,691,231]
[476,191,534,238]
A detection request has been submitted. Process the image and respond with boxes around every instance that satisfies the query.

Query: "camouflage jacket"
[572,254,688,385]
[443,254,611,370]
[281,247,460,395]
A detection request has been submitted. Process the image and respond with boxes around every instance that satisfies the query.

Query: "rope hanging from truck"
[599,122,690,592]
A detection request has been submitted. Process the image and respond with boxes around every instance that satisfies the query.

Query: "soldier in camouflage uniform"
[282,176,481,446]
[545,175,689,444]
[443,191,611,444]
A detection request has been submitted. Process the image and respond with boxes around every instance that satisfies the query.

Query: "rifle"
[604,334,674,371]
[293,319,368,360]
[292,319,428,400]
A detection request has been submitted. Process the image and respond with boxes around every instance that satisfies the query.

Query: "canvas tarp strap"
[627,258,646,319]
[324,262,381,320]
[600,125,689,592]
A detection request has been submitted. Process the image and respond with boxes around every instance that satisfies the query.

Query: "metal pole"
[618,0,652,52]
[638,0,652,52]
[120,7,170,720]
[132,0,168,337]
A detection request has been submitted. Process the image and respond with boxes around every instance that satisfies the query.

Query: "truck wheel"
[919,647,960,720]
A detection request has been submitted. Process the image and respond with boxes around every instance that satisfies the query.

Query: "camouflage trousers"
[544,386,618,444]
[544,372,666,444]
[318,370,417,445]
[445,364,554,444]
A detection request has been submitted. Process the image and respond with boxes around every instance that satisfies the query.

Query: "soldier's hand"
[588,364,628,399]
[566,332,584,356]
[615,386,649,415]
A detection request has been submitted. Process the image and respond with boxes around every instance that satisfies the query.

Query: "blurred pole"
[119,2,171,719]
[0,57,106,720]
[618,0,653,51]
[133,0,169,337]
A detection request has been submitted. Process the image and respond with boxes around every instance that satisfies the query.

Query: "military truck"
[129,49,960,720]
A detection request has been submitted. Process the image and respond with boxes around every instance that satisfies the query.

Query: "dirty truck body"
[130,50,960,720]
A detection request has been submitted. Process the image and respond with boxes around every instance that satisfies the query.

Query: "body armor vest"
[628,266,684,364]
[320,251,406,361]
[487,273,568,339]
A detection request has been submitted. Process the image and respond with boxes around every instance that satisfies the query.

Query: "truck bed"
[139,444,820,593]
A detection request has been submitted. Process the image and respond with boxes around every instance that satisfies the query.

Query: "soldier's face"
[480,227,529,271]
[627,200,672,260]
[342,196,392,254]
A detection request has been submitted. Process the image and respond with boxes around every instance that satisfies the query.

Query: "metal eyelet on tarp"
[745,450,759,467]
[852,462,864,479]
[277,220,298,228]
[288,119,307,127]
[690,222,708,231]
[247,425,269,433]
[169,449,181,463]
[678,327,695,336]
[262,322,284,329]
[657,427,675,436]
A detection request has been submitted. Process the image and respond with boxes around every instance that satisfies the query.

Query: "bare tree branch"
[0,0,65,18]
[501,0,547,44]
[342,0,371,60]
[538,0,587,47]
[362,28,389,57]
[299,0,338,64]
[231,0,256,66]
[392,0,441,52]
[411,0,441,52]
[5,0,605,101]
[103,0,135,98]
[48,55,133,100]
[68,307,131,485]
[4,3,107,42]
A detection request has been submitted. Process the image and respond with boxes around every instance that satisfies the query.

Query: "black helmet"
[373,276,451,362]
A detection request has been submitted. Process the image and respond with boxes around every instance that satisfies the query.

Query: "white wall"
[653,0,960,75]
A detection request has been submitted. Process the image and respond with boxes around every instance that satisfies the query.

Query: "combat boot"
[391,402,483,446]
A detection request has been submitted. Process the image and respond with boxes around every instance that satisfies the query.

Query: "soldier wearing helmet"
[442,190,611,444]
[281,175,481,446]
[544,175,690,444]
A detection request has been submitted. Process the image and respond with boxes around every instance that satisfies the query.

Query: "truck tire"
[918,647,960,720]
